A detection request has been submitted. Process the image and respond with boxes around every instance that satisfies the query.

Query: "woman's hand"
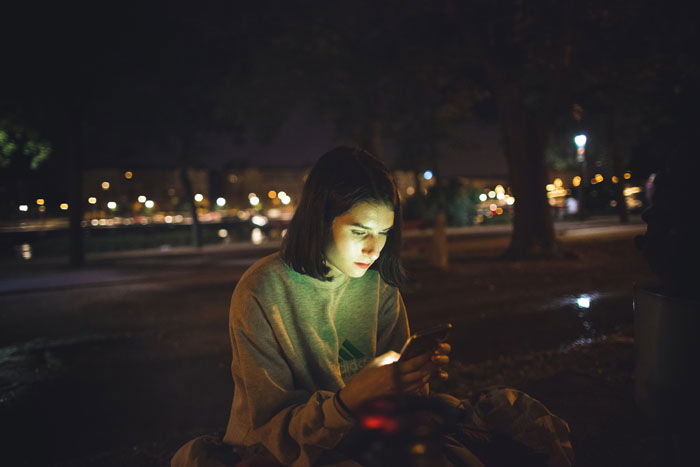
[432,342,451,381]
[338,342,451,413]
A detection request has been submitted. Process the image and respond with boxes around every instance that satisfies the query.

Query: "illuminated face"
[325,201,395,278]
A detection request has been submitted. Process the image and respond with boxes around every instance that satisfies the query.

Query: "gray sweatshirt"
[223,253,409,466]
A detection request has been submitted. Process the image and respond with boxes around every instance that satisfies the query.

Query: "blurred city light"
[249,195,260,206]
[268,190,277,199]
[59,203,69,210]
[101,181,110,190]
[252,215,268,226]
[144,200,155,208]
[36,198,45,205]
[554,178,563,187]
[423,170,433,180]
[251,227,264,245]
[194,193,204,202]
[572,176,581,187]
[406,186,415,196]
[576,295,591,309]
[278,191,287,198]
[612,176,619,183]
[88,197,97,204]
[107,201,117,209]
[218,229,228,238]
[479,193,487,202]
[546,184,555,191]
[138,195,147,203]
[506,196,515,205]
[19,204,28,212]
[488,190,496,198]
[624,172,632,179]
[574,134,587,148]
[21,243,32,260]
[280,195,291,205]
[124,171,133,179]
[216,197,226,207]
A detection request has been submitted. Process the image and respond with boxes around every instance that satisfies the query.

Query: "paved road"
[0,216,644,295]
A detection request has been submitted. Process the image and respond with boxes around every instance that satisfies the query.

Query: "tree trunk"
[176,134,203,249]
[428,140,450,269]
[179,165,203,248]
[608,112,629,223]
[498,86,561,259]
[68,119,85,268]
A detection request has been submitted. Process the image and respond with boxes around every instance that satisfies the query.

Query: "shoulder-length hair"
[281,146,405,287]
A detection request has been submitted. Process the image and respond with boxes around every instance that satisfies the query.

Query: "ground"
[0,220,667,466]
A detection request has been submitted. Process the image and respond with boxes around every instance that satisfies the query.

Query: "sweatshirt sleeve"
[376,286,410,354]
[226,290,355,466]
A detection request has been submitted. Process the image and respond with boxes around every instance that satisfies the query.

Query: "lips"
[354,262,371,269]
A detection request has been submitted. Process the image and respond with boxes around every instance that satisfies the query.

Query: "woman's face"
[325,201,395,278]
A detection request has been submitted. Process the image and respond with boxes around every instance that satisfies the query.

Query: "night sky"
[1,1,695,178]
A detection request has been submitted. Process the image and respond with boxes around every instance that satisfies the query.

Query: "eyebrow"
[350,222,392,232]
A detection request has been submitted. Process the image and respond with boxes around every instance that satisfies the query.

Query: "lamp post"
[574,134,587,219]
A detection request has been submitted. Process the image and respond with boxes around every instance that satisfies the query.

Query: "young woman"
[173,147,573,466]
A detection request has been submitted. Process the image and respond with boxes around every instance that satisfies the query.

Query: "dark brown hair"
[281,146,405,287]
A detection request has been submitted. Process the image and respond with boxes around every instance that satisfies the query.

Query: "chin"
[345,266,369,278]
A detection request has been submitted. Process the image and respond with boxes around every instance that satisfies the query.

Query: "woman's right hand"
[338,351,434,413]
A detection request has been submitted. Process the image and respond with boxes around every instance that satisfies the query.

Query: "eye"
[351,230,367,237]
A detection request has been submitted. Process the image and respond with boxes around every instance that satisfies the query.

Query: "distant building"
[220,167,309,210]
[83,168,210,216]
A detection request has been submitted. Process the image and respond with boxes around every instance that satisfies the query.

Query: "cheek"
[337,235,361,257]
[329,231,354,259]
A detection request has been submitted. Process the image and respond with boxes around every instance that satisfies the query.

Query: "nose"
[363,236,380,260]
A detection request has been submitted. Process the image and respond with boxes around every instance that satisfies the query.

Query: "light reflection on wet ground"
[555,292,630,350]
[447,291,634,365]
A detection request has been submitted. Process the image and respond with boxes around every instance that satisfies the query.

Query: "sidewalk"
[0,216,645,295]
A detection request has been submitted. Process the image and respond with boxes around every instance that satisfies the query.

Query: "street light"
[574,134,587,218]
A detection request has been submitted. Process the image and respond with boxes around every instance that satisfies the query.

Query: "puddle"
[444,291,634,364]
[549,292,633,351]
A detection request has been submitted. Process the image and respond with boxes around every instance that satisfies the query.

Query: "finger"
[396,351,432,373]
[431,354,449,366]
[403,380,429,394]
[435,343,451,355]
[401,375,432,393]
[397,365,433,388]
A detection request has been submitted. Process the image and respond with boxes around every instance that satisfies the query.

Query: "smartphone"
[399,323,452,361]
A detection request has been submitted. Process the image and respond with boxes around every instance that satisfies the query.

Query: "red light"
[360,415,399,434]
[362,416,384,429]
